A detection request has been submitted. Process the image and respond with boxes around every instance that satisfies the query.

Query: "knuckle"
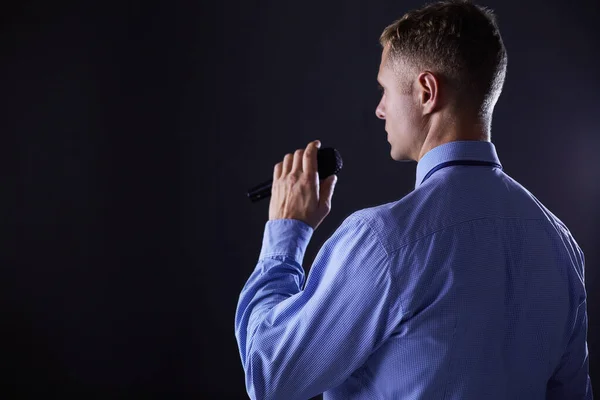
[299,174,311,183]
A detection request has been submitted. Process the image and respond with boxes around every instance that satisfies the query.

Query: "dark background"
[3,0,599,398]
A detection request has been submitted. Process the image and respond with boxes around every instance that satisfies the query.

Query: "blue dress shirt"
[234,140,592,399]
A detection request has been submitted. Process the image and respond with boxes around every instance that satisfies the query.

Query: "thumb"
[319,174,338,209]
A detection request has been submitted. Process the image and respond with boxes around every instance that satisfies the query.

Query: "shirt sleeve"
[234,215,403,400]
[546,299,593,399]
[546,247,593,400]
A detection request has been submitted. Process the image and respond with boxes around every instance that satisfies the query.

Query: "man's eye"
[378,84,385,94]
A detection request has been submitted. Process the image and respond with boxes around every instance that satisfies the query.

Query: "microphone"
[247,147,343,203]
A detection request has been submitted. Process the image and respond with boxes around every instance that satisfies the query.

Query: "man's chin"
[390,147,414,162]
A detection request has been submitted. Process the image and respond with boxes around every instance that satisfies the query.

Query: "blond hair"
[379,0,507,118]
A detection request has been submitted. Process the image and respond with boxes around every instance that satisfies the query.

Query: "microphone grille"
[317,147,343,178]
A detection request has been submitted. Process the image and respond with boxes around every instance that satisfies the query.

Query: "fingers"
[319,174,337,210]
[278,140,321,178]
[292,149,304,173]
[273,162,282,180]
[303,140,320,176]
[281,153,294,176]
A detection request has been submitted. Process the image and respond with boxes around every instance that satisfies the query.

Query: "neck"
[416,110,490,162]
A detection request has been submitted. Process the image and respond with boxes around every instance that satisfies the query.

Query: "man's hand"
[268,140,338,231]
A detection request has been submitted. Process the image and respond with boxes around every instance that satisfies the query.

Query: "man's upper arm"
[546,247,593,399]
[546,299,593,399]
[242,215,405,400]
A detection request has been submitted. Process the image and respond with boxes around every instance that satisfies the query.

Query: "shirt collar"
[415,140,502,189]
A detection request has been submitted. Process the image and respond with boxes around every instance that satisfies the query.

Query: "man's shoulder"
[345,171,583,257]
[522,189,585,270]
[513,180,582,249]
[343,190,437,254]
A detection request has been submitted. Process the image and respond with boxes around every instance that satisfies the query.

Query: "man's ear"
[418,71,439,114]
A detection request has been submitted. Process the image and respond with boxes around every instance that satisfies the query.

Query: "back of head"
[379,0,507,123]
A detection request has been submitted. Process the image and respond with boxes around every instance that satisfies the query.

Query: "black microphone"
[247,147,343,203]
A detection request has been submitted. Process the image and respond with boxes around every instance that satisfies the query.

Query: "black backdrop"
[3,0,599,398]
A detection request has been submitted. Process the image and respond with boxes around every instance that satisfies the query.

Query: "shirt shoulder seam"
[387,215,547,256]
[347,214,390,257]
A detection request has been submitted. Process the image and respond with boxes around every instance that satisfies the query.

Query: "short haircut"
[379,0,507,119]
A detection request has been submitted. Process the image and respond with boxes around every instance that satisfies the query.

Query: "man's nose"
[375,106,385,120]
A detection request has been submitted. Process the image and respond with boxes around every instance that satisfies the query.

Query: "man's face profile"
[375,44,422,163]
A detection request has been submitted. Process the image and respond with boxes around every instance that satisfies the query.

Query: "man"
[234,1,593,399]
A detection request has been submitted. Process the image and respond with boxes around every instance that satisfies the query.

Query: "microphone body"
[247,147,343,203]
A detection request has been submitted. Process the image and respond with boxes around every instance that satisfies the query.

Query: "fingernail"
[315,140,321,148]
